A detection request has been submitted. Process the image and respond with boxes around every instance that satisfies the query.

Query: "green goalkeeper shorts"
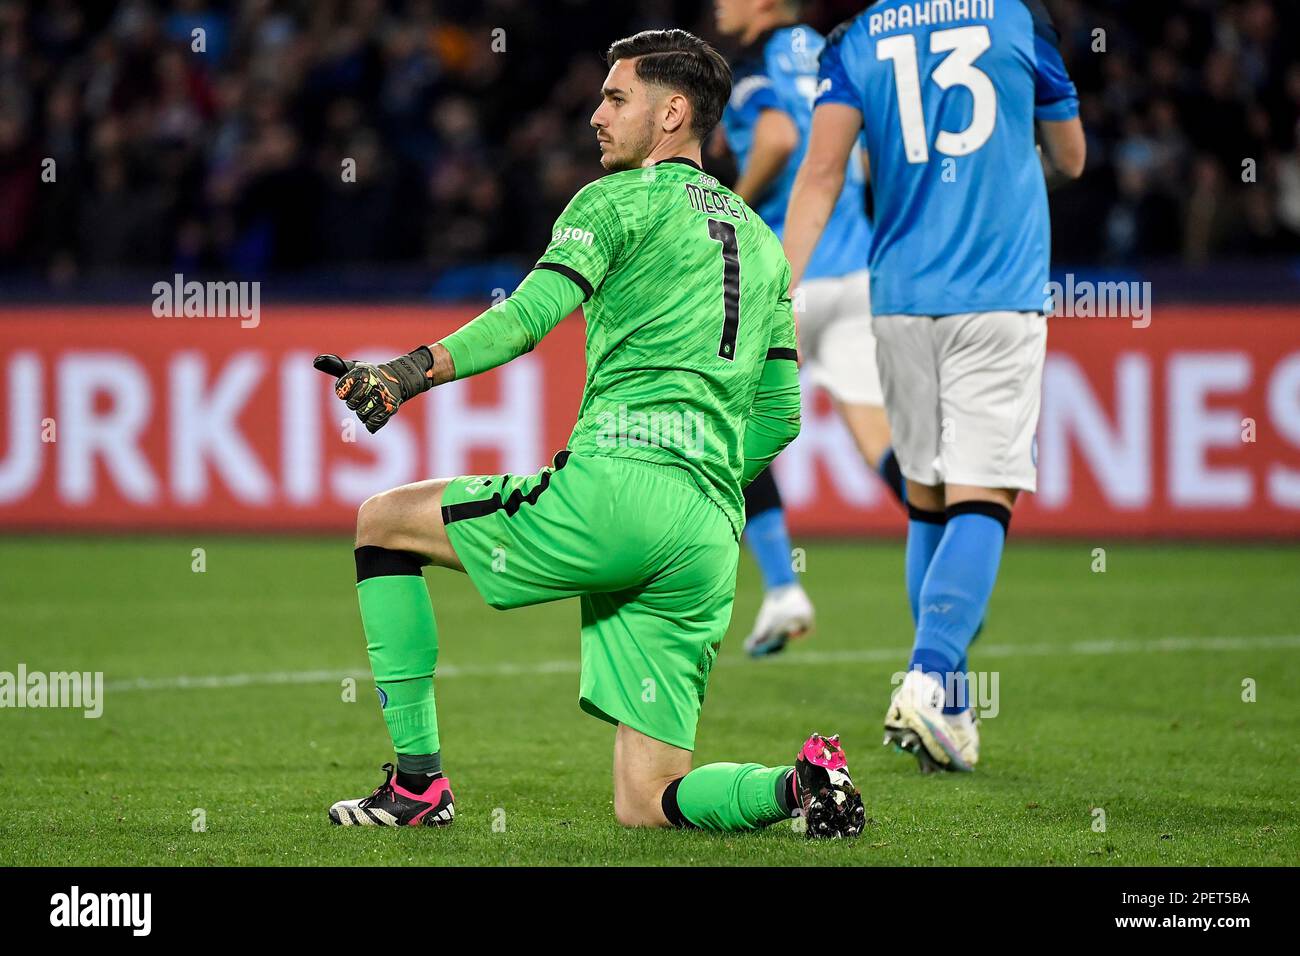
[441,450,739,751]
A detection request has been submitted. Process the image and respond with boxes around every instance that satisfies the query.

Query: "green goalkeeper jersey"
[534,157,798,537]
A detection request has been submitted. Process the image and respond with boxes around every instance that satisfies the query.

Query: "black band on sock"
[661,777,697,829]
[945,500,1012,534]
[397,752,442,776]
[880,450,906,506]
[775,769,797,816]
[743,466,783,520]
[354,545,428,583]
[396,769,444,793]
[906,503,947,526]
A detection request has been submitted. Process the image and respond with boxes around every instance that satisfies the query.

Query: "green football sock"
[671,762,795,831]
[355,548,440,758]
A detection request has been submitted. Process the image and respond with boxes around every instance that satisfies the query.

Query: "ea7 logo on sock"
[50,886,151,936]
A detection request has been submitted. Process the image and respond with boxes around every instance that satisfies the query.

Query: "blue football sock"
[744,508,797,590]
[904,505,947,625]
[877,447,906,505]
[944,654,970,716]
[910,503,1010,707]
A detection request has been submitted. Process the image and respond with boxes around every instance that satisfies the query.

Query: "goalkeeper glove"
[313,348,435,434]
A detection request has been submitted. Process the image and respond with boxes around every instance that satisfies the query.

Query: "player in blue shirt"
[782,0,1085,771]
[714,0,908,659]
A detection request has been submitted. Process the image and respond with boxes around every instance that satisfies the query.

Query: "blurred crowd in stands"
[0,0,1297,286]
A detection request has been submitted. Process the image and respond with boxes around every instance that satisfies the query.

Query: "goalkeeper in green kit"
[317,29,864,837]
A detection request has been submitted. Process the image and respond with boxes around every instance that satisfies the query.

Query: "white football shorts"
[871,310,1047,491]
[796,269,883,407]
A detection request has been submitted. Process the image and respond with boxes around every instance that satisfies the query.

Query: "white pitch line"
[102,634,1300,694]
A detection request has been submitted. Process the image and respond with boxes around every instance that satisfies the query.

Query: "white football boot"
[883,670,974,773]
[943,708,980,768]
[743,583,815,657]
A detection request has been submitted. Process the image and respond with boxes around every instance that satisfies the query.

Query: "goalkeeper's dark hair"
[606,29,732,140]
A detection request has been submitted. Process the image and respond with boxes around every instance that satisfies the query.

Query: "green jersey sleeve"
[438,267,585,379]
[768,259,798,357]
[742,357,800,487]
[535,180,629,301]
[742,263,801,486]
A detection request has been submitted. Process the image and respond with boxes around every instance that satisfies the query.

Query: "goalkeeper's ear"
[313,354,355,377]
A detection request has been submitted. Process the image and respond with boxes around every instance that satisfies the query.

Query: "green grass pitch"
[1,536,1297,866]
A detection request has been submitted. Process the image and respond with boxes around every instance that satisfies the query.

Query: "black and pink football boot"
[329,763,454,827]
[793,734,866,839]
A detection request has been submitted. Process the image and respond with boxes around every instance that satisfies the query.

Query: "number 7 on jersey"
[707,218,741,360]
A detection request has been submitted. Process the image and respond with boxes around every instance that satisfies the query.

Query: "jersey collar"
[654,157,703,171]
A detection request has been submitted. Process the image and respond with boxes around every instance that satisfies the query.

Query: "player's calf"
[653,733,865,839]
[614,791,670,828]
[613,723,690,828]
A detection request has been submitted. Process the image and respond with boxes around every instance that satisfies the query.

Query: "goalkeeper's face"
[592,59,676,171]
